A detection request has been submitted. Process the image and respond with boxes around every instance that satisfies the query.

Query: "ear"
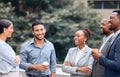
[44,28,46,33]
[3,28,7,33]
[84,38,87,42]
[32,30,34,35]
[119,18,120,23]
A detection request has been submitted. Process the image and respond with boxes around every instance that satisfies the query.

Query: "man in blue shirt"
[20,21,56,77]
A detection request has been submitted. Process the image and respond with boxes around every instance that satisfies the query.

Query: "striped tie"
[101,36,113,56]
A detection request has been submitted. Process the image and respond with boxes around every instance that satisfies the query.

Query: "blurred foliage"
[0,0,102,63]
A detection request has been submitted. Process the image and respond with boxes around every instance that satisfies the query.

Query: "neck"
[78,44,85,50]
[34,38,44,48]
[105,31,113,37]
[0,34,7,42]
[114,24,120,32]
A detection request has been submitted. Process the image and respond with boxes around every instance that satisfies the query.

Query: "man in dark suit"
[92,10,120,77]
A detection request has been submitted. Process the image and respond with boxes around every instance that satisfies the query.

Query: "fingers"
[41,65,48,71]
[15,55,20,64]
[36,64,48,71]
[64,61,72,66]
[92,48,99,54]
[92,48,101,60]
[81,67,91,74]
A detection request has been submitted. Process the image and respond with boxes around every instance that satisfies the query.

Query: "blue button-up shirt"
[20,38,56,76]
[0,39,19,74]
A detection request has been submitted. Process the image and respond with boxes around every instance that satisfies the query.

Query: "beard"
[109,24,113,30]
[100,29,105,35]
[100,31,106,35]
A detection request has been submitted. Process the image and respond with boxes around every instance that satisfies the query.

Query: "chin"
[7,35,12,38]
[74,43,78,46]
[38,37,44,40]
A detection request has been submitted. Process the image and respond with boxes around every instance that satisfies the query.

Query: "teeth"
[109,23,111,26]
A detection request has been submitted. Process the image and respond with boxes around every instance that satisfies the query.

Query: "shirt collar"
[78,44,87,52]
[29,38,47,45]
[114,30,120,36]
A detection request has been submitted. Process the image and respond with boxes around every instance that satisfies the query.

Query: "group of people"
[62,9,120,77]
[0,20,56,77]
[0,9,120,77]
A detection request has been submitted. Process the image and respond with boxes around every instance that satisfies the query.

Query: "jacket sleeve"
[87,52,94,70]
[0,45,16,65]
[62,48,77,74]
[99,38,120,71]
[62,48,94,75]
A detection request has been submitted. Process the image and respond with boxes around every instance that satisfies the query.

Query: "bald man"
[91,18,114,77]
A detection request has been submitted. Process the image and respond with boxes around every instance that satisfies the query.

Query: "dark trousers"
[27,74,50,77]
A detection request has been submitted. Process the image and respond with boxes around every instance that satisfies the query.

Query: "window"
[104,1,117,9]
[88,0,120,9]
[94,1,102,8]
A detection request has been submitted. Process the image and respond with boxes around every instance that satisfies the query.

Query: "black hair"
[0,19,12,34]
[32,21,44,30]
[113,10,120,17]
[83,28,92,41]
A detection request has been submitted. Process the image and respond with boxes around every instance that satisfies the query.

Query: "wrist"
[29,64,37,70]
[76,67,82,72]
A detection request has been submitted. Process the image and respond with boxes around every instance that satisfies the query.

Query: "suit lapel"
[107,33,120,57]
[76,47,87,65]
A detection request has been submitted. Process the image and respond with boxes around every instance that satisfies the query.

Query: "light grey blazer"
[62,45,94,77]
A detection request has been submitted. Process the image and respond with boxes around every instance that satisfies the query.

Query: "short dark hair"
[0,19,12,34]
[32,21,44,30]
[113,10,120,17]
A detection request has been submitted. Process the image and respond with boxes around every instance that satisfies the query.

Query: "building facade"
[87,0,120,18]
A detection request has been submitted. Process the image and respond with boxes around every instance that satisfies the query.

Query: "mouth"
[74,40,79,43]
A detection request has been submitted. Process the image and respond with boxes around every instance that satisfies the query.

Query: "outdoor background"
[0,0,102,63]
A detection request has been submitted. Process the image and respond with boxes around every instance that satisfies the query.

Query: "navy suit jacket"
[99,33,120,77]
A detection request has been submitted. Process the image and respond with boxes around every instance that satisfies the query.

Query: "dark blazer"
[99,33,120,77]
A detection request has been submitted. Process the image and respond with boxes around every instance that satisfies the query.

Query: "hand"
[76,66,91,75]
[92,48,101,60]
[15,55,20,64]
[50,72,56,77]
[64,61,72,66]
[35,64,48,71]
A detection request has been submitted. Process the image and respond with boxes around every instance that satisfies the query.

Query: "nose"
[108,20,112,26]
[12,29,14,33]
[38,30,43,34]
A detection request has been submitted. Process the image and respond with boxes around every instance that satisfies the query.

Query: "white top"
[75,45,86,65]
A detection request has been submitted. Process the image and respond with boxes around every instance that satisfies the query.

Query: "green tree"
[40,3,102,63]
[0,1,102,63]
